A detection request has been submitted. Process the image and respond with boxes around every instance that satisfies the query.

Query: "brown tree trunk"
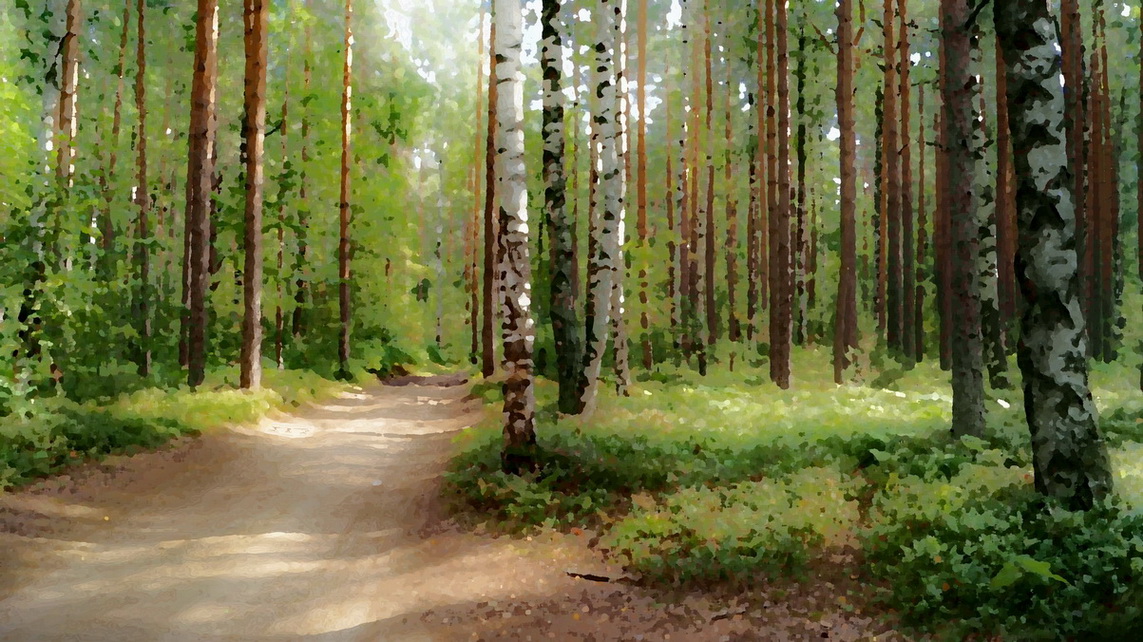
[1096,5,1116,363]
[292,4,313,339]
[942,0,985,438]
[793,24,807,347]
[336,0,354,377]
[915,83,928,361]
[240,0,268,389]
[57,0,81,188]
[185,0,220,388]
[275,85,287,370]
[883,0,902,352]
[898,0,915,360]
[936,4,952,369]
[481,22,499,378]
[703,2,717,348]
[724,62,740,343]
[1085,46,1103,361]
[765,0,778,358]
[770,0,792,388]
[469,6,486,366]
[637,0,652,368]
[100,0,132,276]
[833,0,858,383]
[132,0,150,377]
[994,38,1017,332]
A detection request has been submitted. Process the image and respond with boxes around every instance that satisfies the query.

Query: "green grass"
[0,368,349,491]
[445,347,1143,639]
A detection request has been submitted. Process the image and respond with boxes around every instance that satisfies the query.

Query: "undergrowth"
[0,368,347,490]
[445,347,1143,639]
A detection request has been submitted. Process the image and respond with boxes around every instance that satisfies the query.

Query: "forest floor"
[0,376,906,641]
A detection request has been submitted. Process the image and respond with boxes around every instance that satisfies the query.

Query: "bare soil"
[0,380,906,641]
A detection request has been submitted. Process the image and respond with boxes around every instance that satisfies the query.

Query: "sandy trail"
[0,378,900,642]
[0,379,593,641]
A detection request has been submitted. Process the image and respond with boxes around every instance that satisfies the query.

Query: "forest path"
[0,377,898,641]
[0,377,596,641]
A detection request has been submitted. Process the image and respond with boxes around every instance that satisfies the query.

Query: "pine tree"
[240,0,269,389]
[184,0,220,388]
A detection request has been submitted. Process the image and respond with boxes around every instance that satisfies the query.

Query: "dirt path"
[0,379,900,641]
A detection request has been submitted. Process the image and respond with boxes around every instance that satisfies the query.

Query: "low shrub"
[862,461,1143,639]
[604,467,864,584]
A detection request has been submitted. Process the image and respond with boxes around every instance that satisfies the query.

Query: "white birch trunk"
[494,0,538,470]
[578,0,623,417]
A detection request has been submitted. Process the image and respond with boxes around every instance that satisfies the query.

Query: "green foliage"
[605,468,863,584]
[446,351,1143,638]
[863,479,1143,639]
[0,368,346,491]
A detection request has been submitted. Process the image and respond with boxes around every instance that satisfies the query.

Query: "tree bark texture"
[185,0,220,388]
[541,0,582,414]
[942,0,986,438]
[240,0,268,389]
[994,0,1112,510]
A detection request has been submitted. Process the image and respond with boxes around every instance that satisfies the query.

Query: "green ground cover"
[0,368,348,491]
[446,348,1143,639]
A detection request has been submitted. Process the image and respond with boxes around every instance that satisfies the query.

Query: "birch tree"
[994,0,1112,510]
[577,0,623,417]
[495,0,539,473]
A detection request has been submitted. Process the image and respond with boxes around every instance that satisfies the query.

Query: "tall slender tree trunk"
[769,0,791,388]
[882,0,902,352]
[240,0,268,389]
[898,0,915,360]
[666,96,680,343]
[833,0,858,384]
[57,0,81,189]
[765,0,779,360]
[275,83,287,370]
[994,38,1017,333]
[793,24,807,347]
[994,0,1112,511]
[335,0,354,377]
[611,0,632,392]
[470,6,485,366]
[100,0,131,277]
[875,85,887,327]
[292,2,313,339]
[942,0,985,438]
[976,61,1009,389]
[936,2,952,369]
[1095,4,1117,362]
[185,0,220,388]
[541,0,581,414]
[131,0,151,377]
[915,83,928,361]
[702,1,717,348]
[578,0,624,417]
[1137,9,1142,389]
[636,0,652,367]
[724,62,740,343]
[482,22,499,379]
[494,0,538,473]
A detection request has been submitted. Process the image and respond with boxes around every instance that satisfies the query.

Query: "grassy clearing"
[0,368,348,491]
[446,347,1143,639]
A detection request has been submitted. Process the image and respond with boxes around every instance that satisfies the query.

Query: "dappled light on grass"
[447,347,1143,638]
